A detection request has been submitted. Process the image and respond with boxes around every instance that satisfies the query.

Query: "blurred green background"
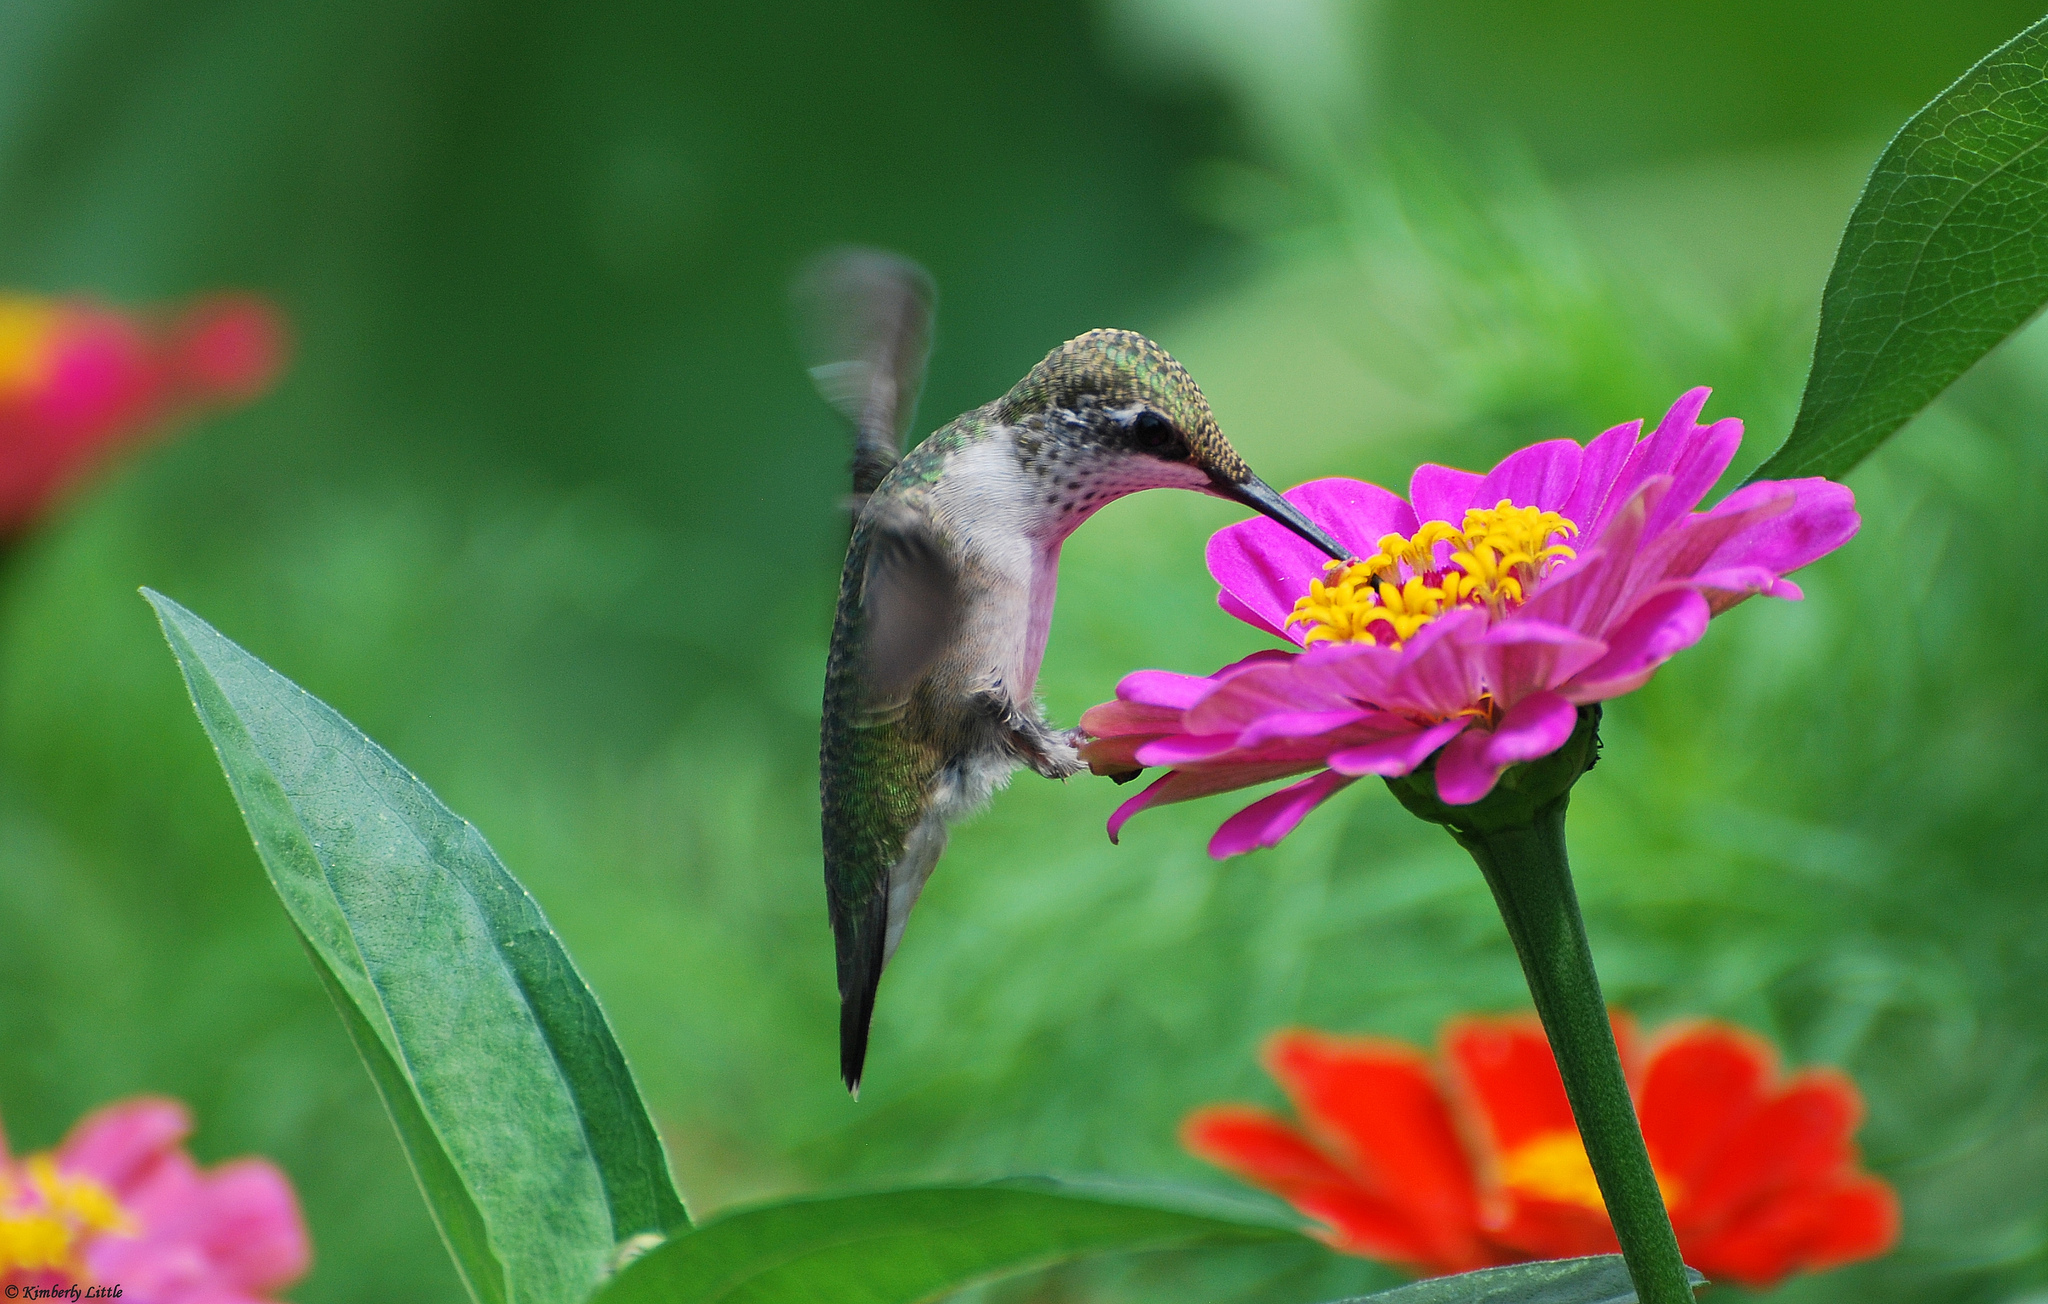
[1,0,2045,1300]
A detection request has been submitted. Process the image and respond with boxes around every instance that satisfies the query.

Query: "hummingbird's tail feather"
[791,247,936,498]
[832,807,951,1096]
[833,874,888,1097]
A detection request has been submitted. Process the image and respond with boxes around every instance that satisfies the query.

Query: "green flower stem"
[1386,706,1695,1304]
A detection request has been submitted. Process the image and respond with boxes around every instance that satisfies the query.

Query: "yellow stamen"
[1499,1129,1682,1213]
[0,1153,136,1278]
[0,297,57,398]
[1288,499,1577,648]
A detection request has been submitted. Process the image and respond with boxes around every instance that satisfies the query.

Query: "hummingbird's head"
[999,329,1348,559]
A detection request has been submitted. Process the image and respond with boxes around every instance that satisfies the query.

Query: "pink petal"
[1374,607,1488,719]
[1431,728,1497,807]
[1184,646,1392,733]
[1519,480,1664,640]
[1207,478,1417,640]
[1218,586,1290,639]
[1208,769,1357,857]
[1107,761,1320,841]
[1433,692,1579,805]
[1327,717,1471,776]
[1476,619,1608,710]
[1410,463,1484,524]
[1237,708,1380,749]
[192,1160,312,1291]
[1595,389,1740,539]
[1562,587,1710,703]
[57,1096,191,1194]
[1692,565,1802,612]
[1560,418,1641,531]
[1078,697,1184,739]
[1695,477,1860,587]
[1135,733,1243,766]
[1116,668,1224,710]
[1477,439,1583,515]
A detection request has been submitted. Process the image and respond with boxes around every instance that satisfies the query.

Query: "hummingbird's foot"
[971,684,1086,780]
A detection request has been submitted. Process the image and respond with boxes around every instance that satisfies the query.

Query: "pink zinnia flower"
[0,293,288,534]
[1,1095,311,1301]
[1081,389,1859,856]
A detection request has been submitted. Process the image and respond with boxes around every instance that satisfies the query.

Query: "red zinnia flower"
[0,292,288,534]
[1183,1016,1899,1289]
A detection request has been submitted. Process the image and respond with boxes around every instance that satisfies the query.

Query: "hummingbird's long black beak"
[1219,474,1349,560]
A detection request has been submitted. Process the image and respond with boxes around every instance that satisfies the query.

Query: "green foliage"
[146,591,685,1304]
[4,3,2048,1304]
[591,1183,1298,1304]
[1334,1257,1703,1304]
[1755,14,2048,481]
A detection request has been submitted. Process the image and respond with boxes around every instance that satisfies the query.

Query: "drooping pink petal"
[1107,761,1322,841]
[1237,708,1382,749]
[1209,479,1418,640]
[1328,718,1471,777]
[1209,770,1358,857]
[1410,463,1485,525]
[1432,692,1579,805]
[1476,439,1583,517]
[1563,587,1712,704]
[1134,732,1247,765]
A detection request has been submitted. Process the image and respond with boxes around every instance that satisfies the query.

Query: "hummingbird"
[798,248,1347,1095]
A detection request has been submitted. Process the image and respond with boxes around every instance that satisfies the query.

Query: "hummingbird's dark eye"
[1132,411,1183,457]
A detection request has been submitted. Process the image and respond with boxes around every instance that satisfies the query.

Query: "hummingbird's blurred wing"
[792,247,936,497]
[858,508,961,711]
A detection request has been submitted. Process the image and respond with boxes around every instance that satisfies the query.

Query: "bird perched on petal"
[1184,1015,1899,1290]
[0,292,288,535]
[1081,389,1860,855]
[0,1094,311,1300]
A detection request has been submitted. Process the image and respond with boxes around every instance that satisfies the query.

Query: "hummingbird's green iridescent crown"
[997,328,1252,483]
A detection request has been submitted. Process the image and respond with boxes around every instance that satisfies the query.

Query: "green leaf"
[588,1182,1301,1304]
[1330,1256,1704,1304]
[1751,14,2048,483]
[145,590,688,1304]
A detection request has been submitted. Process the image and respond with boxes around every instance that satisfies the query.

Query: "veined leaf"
[588,1182,1301,1304]
[1751,14,2048,482]
[146,590,687,1304]
[1329,1256,1703,1304]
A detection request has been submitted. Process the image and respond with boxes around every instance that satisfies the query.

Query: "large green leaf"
[588,1182,1301,1304]
[1335,1256,1704,1304]
[146,590,688,1304]
[1751,14,2048,482]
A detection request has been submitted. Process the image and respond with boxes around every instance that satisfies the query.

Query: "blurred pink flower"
[1,1095,310,1302]
[1081,389,1860,856]
[0,292,288,534]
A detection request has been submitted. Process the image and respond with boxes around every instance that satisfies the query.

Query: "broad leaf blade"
[1752,15,2048,483]
[147,590,687,1304]
[590,1183,1300,1304]
[1332,1256,1703,1303]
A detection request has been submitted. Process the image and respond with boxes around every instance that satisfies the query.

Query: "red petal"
[1443,1016,1577,1156]
[1685,1174,1900,1288]
[1679,1069,1863,1236]
[1263,1031,1488,1271]
[1486,1197,1621,1262]
[1182,1107,1461,1271]
[1636,1022,1774,1202]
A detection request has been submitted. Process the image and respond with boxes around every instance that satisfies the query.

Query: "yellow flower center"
[1499,1129,1682,1213]
[1288,500,1578,647]
[0,298,57,399]
[0,1154,136,1278]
